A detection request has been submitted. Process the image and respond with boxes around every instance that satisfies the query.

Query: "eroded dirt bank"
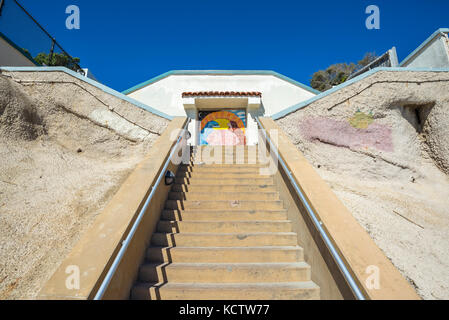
[276,71,449,300]
[0,72,169,299]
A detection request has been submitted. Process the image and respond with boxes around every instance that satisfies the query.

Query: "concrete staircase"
[131,146,320,300]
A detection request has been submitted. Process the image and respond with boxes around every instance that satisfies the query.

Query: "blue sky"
[6,0,449,91]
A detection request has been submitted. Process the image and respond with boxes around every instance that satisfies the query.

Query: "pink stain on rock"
[300,117,393,152]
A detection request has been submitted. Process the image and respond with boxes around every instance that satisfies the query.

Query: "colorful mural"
[199,110,246,145]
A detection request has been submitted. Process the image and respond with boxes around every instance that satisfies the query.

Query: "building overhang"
[182,92,261,111]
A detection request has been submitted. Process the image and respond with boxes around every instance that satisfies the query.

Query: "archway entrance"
[182,91,261,146]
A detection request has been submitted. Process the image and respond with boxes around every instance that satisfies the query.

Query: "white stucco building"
[400,28,449,68]
[124,71,318,146]
[0,32,37,67]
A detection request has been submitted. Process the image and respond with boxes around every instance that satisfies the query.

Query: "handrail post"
[48,38,55,66]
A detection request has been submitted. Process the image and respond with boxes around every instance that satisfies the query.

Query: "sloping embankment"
[0,69,169,299]
[275,70,449,299]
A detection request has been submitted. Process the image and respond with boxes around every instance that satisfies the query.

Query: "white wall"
[247,112,259,146]
[82,68,99,82]
[0,37,36,67]
[402,34,449,68]
[127,74,316,117]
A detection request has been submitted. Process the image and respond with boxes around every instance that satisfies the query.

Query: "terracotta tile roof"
[182,91,262,98]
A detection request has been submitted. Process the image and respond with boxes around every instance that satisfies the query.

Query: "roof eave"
[122,70,320,96]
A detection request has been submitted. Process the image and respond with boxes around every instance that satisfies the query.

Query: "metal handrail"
[94,118,191,300]
[347,49,395,81]
[255,117,366,300]
[0,0,5,16]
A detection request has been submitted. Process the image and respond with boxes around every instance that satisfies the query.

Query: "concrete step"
[193,148,268,154]
[192,146,259,150]
[146,246,304,263]
[193,154,263,159]
[189,152,261,156]
[157,220,292,233]
[168,192,279,201]
[193,147,264,153]
[195,145,259,149]
[191,158,266,165]
[165,200,284,211]
[138,262,311,283]
[185,163,269,169]
[161,210,288,221]
[176,172,273,179]
[174,177,274,185]
[193,150,261,155]
[192,154,266,160]
[186,160,270,166]
[151,232,298,247]
[178,166,266,173]
[171,184,277,193]
[131,281,320,300]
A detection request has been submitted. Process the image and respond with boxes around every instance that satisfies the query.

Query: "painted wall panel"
[127,74,316,117]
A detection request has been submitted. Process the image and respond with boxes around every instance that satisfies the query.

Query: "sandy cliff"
[276,70,449,299]
[0,71,169,299]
